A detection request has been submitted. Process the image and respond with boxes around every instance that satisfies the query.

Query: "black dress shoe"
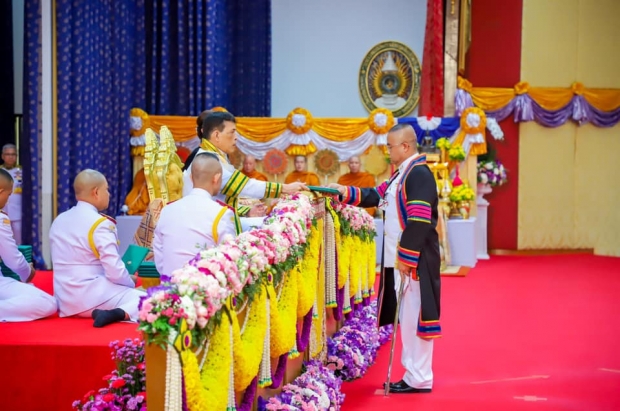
[388,380,432,394]
[388,380,409,390]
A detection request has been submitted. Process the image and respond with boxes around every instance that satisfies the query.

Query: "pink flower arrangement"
[138,194,315,349]
[331,200,376,239]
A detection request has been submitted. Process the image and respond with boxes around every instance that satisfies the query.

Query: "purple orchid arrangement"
[258,361,344,411]
[72,339,146,411]
[326,301,386,381]
[477,159,507,187]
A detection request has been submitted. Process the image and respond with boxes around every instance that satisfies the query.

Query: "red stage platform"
[0,272,140,411]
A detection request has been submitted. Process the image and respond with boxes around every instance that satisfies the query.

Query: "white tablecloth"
[447,218,477,267]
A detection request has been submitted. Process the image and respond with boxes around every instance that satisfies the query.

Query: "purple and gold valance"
[455,76,620,127]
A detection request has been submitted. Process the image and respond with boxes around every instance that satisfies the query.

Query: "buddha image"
[369,51,412,111]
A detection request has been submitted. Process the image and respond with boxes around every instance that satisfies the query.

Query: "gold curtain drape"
[458,76,620,112]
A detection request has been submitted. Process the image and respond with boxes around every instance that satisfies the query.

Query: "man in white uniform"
[1,144,23,244]
[182,111,307,233]
[153,153,236,275]
[50,170,146,327]
[330,124,441,393]
[0,169,57,321]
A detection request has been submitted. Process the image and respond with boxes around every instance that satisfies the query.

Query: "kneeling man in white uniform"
[0,169,57,321]
[50,169,146,327]
[154,153,236,275]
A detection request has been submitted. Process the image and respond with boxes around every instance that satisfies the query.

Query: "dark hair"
[0,168,13,184]
[196,110,212,137]
[202,112,236,140]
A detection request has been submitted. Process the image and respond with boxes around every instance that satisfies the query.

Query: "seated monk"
[241,155,268,182]
[337,156,377,216]
[285,155,320,186]
[50,170,146,328]
[124,168,150,215]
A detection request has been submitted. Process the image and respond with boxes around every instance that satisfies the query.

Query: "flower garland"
[297,223,320,317]
[232,287,268,392]
[310,219,326,359]
[201,315,232,411]
[181,350,208,411]
[271,266,298,358]
[73,339,147,411]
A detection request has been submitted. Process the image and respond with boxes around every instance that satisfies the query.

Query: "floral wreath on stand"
[314,149,340,185]
[263,149,288,182]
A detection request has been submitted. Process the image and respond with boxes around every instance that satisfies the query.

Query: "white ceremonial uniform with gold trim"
[182,148,270,200]
[0,211,57,321]
[50,201,145,320]
[0,165,23,244]
[153,188,236,275]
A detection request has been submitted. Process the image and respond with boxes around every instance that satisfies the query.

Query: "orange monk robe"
[338,172,377,216]
[125,168,150,215]
[242,169,269,182]
[284,171,320,186]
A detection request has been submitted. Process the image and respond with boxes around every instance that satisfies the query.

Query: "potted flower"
[449,184,475,219]
[477,159,507,187]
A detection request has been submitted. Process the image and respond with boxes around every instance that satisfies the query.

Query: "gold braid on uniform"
[264,182,282,199]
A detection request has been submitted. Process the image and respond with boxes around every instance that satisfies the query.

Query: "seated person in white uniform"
[0,169,57,321]
[153,153,236,275]
[50,170,146,327]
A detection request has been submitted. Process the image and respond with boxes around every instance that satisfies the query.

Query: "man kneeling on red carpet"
[0,169,57,321]
[50,170,145,327]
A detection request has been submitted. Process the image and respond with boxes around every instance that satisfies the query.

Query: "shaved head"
[74,169,106,198]
[348,156,361,173]
[0,169,13,209]
[386,124,418,167]
[191,153,223,195]
[0,168,13,187]
[74,169,110,211]
[243,155,257,173]
[294,155,307,172]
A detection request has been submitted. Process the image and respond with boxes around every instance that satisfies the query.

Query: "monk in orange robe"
[284,155,320,186]
[241,155,268,182]
[337,156,377,216]
[124,168,150,215]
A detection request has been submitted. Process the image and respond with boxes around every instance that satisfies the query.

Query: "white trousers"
[11,220,21,245]
[0,278,58,322]
[394,269,434,389]
[74,288,146,322]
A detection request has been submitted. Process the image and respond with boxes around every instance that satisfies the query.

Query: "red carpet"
[0,272,140,411]
[342,255,620,411]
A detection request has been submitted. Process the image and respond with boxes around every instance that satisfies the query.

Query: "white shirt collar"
[76,200,99,213]
[189,187,213,199]
[398,153,421,174]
